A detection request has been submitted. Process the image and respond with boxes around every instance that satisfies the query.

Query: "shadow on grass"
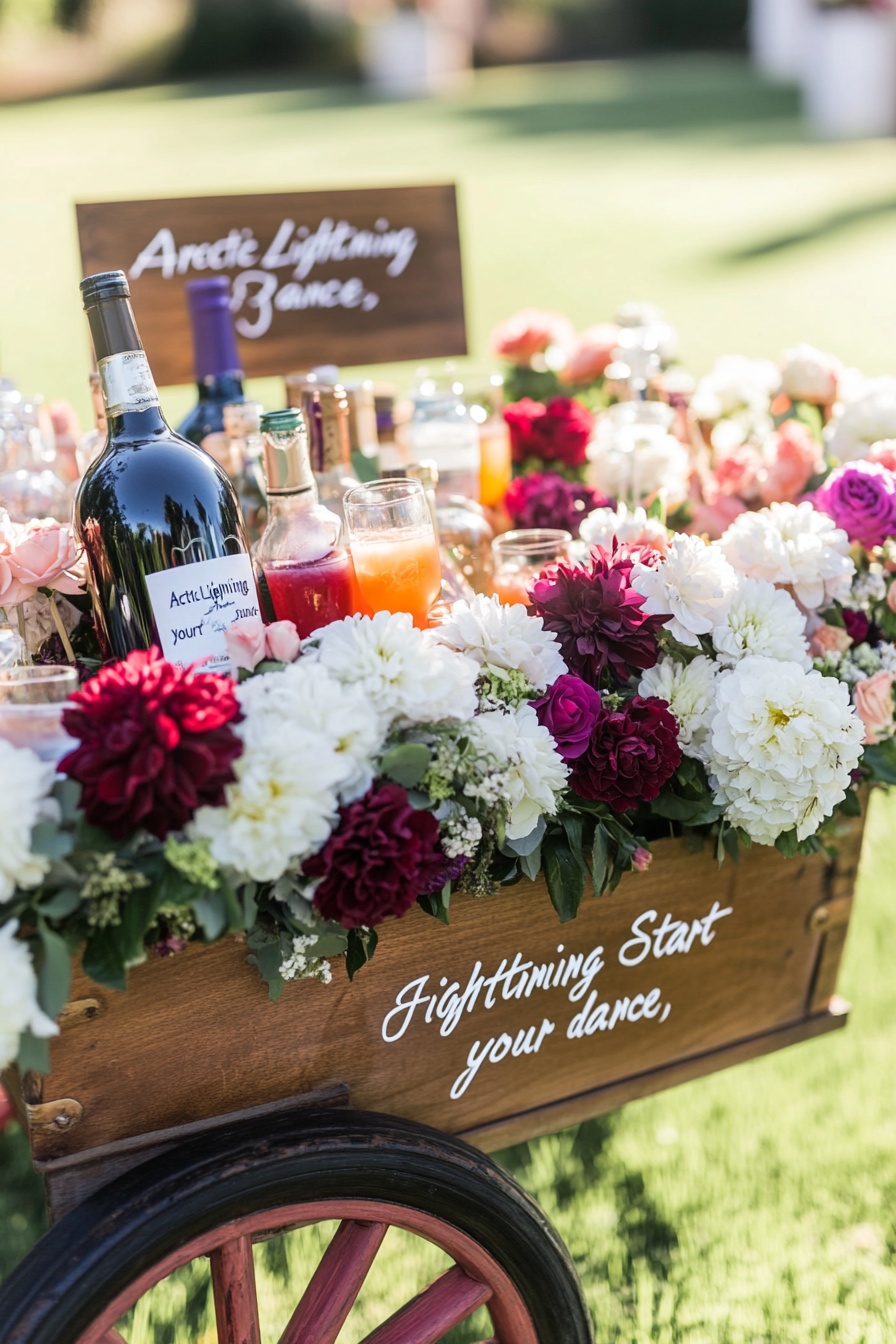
[718,193,896,263]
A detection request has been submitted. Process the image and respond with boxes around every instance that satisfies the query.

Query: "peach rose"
[853,669,896,745]
[490,308,576,365]
[265,620,301,663]
[687,492,747,540]
[224,616,267,672]
[8,519,83,595]
[808,623,853,657]
[712,444,763,501]
[558,324,620,386]
[759,420,825,506]
[868,440,896,473]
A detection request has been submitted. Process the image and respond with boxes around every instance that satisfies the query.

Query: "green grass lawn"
[3,53,896,1341]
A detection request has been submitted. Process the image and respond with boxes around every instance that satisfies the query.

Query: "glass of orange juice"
[491,529,573,609]
[344,478,442,628]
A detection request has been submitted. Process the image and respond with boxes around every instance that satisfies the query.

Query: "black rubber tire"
[0,1108,594,1344]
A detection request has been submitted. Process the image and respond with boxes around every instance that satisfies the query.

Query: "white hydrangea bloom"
[0,920,58,1071]
[638,655,719,763]
[467,704,569,841]
[586,418,691,510]
[780,343,842,405]
[690,354,781,423]
[578,502,670,555]
[631,533,738,646]
[826,376,896,463]
[712,577,810,669]
[302,611,478,728]
[0,740,57,904]
[718,502,854,612]
[706,656,864,846]
[427,594,566,693]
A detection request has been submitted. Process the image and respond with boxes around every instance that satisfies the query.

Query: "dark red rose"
[842,608,871,645]
[571,695,681,812]
[60,647,243,840]
[530,543,668,689]
[503,397,595,469]
[504,472,609,537]
[533,673,604,760]
[306,782,448,929]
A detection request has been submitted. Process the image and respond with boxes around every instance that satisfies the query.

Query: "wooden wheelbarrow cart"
[0,814,866,1344]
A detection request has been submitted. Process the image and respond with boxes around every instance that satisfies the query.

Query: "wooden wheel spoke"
[211,1234,261,1344]
[360,1264,492,1344]
[98,1332,129,1344]
[277,1219,388,1344]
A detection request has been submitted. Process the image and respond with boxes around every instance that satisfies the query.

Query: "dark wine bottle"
[177,276,246,447]
[75,270,261,672]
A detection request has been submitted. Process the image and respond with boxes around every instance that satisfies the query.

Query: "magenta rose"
[306,781,448,929]
[533,674,604,760]
[503,397,595,469]
[504,472,609,537]
[570,695,681,812]
[815,462,896,548]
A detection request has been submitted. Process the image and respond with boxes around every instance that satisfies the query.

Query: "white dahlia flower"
[0,920,58,1071]
[718,502,854,612]
[302,611,479,728]
[428,594,566,693]
[690,355,780,423]
[631,533,738,646]
[712,577,810,669]
[638,655,718,763]
[706,656,863,846]
[578,502,670,555]
[0,740,57,904]
[467,704,569,841]
[826,376,896,463]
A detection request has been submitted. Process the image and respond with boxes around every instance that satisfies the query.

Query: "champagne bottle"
[75,270,261,672]
[177,277,246,447]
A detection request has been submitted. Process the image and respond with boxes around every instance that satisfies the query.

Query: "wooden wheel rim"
[77,1197,542,1344]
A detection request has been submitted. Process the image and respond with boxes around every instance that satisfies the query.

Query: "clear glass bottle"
[0,390,73,523]
[223,401,266,544]
[405,369,481,504]
[76,371,108,476]
[255,408,358,638]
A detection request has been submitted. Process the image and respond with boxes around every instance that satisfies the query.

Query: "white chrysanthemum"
[718,501,854,612]
[780,343,842,405]
[631,533,738,647]
[586,418,691,510]
[690,355,780,423]
[190,707,346,883]
[0,920,58,1071]
[579,502,670,555]
[638,655,719,763]
[236,660,380,803]
[706,656,864,846]
[301,611,478,728]
[712,577,810,669]
[467,704,569,841]
[427,594,566,693]
[0,741,57,904]
[826,376,896,463]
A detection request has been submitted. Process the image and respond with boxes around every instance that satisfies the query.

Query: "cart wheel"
[0,1109,593,1344]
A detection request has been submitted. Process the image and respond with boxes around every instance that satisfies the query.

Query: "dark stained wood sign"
[75,184,466,386]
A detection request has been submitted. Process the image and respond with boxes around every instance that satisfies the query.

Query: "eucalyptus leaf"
[192,891,229,941]
[519,846,542,881]
[30,822,74,861]
[16,1028,51,1076]
[53,776,82,822]
[36,889,81,920]
[501,815,546,858]
[380,742,432,789]
[36,923,72,1020]
[247,938,285,1002]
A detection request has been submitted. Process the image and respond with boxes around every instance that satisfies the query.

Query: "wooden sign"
[75,185,467,386]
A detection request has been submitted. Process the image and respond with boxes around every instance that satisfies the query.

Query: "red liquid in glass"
[263,550,356,638]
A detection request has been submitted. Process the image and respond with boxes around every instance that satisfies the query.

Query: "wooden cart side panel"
[22,830,855,1165]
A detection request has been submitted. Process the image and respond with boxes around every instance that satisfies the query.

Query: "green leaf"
[722,826,741,865]
[560,813,589,878]
[380,743,432,789]
[502,816,546,858]
[16,1028,51,1076]
[73,819,121,854]
[53,777,82,823]
[192,890,229,941]
[543,834,584,923]
[36,888,81,920]
[646,492,666,523]
[418,886,451,925]
[246,937,285,1002]
[652,791,723,826]
[345,927,378,980]
[590,823,609,896]
[862,739,896,786]
[82,926,128,991]
[35,923,72,1020]
[519,846,542,881]
[309,929,350,957]
[775,828,800,858]
[30,822,74,861]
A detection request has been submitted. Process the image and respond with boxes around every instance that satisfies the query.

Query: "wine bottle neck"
[196,371,245,405]
[188,289,243,383]
[85,294,164,428]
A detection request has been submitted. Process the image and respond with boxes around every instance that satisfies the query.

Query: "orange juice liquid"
[492,571,535,608]
[350,526,442,628]
[479,420,513,507]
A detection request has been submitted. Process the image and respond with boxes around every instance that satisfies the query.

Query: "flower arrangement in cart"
[8,314,896,1078]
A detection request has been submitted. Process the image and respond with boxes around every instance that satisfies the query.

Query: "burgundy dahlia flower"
[503,397,595,469]
[306,782,448,929]
[504,472,609,537]
[530,543,668,689]
[60,647,243,839]
[570,695,681,812]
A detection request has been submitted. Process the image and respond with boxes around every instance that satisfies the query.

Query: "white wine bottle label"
[145,553,262,675]
[98,351,160,416]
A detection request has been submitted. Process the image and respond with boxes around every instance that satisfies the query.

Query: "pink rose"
[490,308,575,365]
[8,519,82,594]
[224,616,267,671]
[559,324,620,386]
[265,620,301,663]
[712,444,763,501]
[0,521,36,608]
[868,440,896,473]
[759,420,824,506]
[853,670,896,745]
[687,492,747,540]
[808,623,853,657]
[632,846,652,873]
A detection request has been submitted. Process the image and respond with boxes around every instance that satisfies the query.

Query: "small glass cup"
[491,529,573,609]
[0,664,78,763]
[344,478,442,628]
